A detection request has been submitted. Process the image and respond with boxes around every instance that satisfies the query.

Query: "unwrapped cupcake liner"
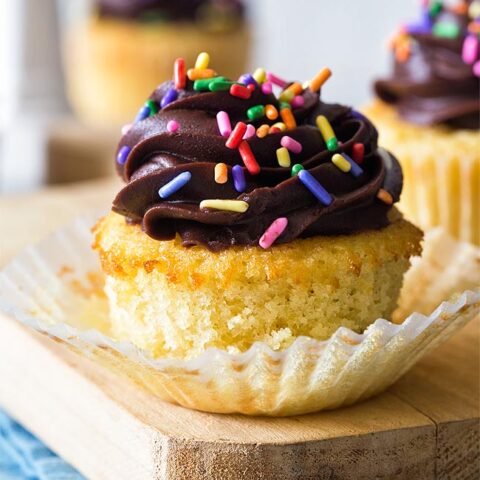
[0,215,478,416]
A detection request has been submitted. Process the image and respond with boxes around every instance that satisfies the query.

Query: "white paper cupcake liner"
[0,215,479,416]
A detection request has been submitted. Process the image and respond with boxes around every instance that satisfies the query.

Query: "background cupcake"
[365,0,479,245]
[64,0,250,126]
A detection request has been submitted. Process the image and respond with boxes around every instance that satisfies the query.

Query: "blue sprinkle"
[341,153,363,178]
[116,145,131,165]
[238,73,258,87]
[298,169,332,206]
[158,171,192,199]
[232,165,246,192]
[135,105,151,123]
[161,88,178,109]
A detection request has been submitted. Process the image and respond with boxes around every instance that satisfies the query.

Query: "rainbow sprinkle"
[298,169,333,206]
[259,217,289,249]
[158,171,191,199]
[200,199,249,213]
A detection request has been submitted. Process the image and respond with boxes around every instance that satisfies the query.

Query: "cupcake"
[64,0,249,126]
[365,0,479,245]
[92,54,423,360]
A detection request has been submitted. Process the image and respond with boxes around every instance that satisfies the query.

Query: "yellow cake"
[93,210,422,359]
[64,3,250,126]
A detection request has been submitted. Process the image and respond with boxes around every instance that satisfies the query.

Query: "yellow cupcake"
[365,100,480,246]
[93,211,422,360]
[64,16,250,126]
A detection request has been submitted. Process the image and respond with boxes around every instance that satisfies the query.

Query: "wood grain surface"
[0,179,478,480]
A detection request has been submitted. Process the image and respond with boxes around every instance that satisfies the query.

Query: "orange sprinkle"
[286,82,303,96]
[309,68,332,93]
[214,163,228,184]
[265,104,279,120]
[256,124,270,138]
[451,2,468,14]
[377,189,393,205]
[280,108,297,130]
[187,68,217,80]
[395,43,411,63]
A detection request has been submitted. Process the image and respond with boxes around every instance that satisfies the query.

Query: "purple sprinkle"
[298,169,332,206]
[135,105,151,123]
[341,153,363,178]
[351,110,369,122]
[238,73,258,87]
[117,145,131,165]
[161,88,178,109]
[232,165,246,192]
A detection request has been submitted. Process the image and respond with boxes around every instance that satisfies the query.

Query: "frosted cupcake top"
[375,0,480,129]
[112,54,403,251]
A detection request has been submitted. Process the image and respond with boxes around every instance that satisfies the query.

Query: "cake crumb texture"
[93,211,422,359]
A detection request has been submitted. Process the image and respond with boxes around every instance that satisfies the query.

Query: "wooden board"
[0,179,479,480]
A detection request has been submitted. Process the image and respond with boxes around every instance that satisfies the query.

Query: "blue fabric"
[0,409,84,480]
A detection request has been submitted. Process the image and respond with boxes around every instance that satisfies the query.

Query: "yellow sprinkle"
[252,67,266,84]
[316,115,335,141]
[256,124,270,138]
[279,89,295,103]
[214,163,228,184]
[271,122,286,132]
[276,147,291,168]
[195,52,210,70]
[309,68,332,93]
[200,199,249,213]
[331,154,351,173]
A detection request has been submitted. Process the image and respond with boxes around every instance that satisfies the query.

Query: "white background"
[248,0,418,106]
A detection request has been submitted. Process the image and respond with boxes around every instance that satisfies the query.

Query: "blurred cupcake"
[92,54,423,360]
[365,0,479,245]
[64,0,250,126]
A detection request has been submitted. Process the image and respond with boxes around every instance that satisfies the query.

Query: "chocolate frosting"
[375,3,480,129]
[98,0,244,21]
[112,76,403,251]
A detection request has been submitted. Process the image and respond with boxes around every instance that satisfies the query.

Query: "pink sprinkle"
[266,72,288,88]
[474,60,480,77]
[216,111,232,137]
[291,95,305,109]
[463,35,479,65]
[280,136,302,154]
[121,124,132,135]
[259,217,288,249]
[243,124,256,139]
[167,120,179,133]
[261,82,273,95]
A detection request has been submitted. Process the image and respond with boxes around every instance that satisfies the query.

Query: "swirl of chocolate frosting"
[375,2,480,129]
[112,74,403,251]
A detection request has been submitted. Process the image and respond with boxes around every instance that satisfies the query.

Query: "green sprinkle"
[145,99,158,115]
[279,101,292,110]
[432,22,460,39]
[326,138,338,152]
[291,164,304,176]
[209,79,235,92]
[194,77,216,91]
[429,1,442,17]
[247,105,265,121]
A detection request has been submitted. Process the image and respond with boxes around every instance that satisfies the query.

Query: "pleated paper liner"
[0,216,478,416]
[364,100,480,246]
